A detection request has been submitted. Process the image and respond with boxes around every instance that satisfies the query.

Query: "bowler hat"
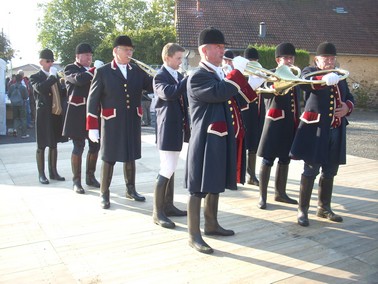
[244,47,259,60]
[113,35,134,48]
[39,48,54,61]
[316,42,337,56]
[76,43,93,54]
[223,50,234,60]
[275,43,296,58]
[198,27,228,46]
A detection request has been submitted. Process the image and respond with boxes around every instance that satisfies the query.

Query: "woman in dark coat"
[30,48,67,184]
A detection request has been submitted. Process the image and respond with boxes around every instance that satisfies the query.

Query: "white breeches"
[159,150,180,178]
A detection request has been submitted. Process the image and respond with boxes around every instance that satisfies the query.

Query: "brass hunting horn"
[129,57,157,77]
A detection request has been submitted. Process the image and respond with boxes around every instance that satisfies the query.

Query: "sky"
[0,0,46,68]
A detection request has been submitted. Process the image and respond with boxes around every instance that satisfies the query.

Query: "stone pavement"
[0,132,377,283]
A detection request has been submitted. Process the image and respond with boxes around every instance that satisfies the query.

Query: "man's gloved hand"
[222,64,233,75]
[232,56,249,74]
[248,75,265,90]
[94,60,104,68]
[88,129,100,143]
[323,72,339,86]
[49,66,58,77]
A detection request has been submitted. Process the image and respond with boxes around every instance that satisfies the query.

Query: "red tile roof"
[176,0,378,55]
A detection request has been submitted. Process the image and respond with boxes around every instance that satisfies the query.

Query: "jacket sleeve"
[86,69,103,130]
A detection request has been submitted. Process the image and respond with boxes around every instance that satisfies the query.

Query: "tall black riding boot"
[164,173,187,217]
[71,154,84,194]
[153,175,175,229]
[246,151,259,186]
[36,149,49,184]
[204,193,234,236]
[48,148,65,181]
[86,152,100,188]
[100,161,113,209]
[274,163,298,204]
[188,195,213,254]
[257,164,271,209]
[317,176,343,222]
[297,175,315,227]
[124,161,145,202]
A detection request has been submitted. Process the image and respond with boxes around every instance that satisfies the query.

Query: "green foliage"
[0,33,14,62]
[37,0,114,65]
[37,0,176,66]
[247,44,310,69]
[143,0,175,29]
[352,79,374,108]
[93,27,176,65]
[129,27,176,65]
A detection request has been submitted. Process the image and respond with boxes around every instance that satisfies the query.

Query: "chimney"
[197,0,200,12]
[259,22,266,38]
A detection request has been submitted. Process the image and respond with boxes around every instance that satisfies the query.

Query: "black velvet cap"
[113,35,134,48]
[198,27,228,46]
[223,50,234,60]
[316,42,337,56]
[39,48,54,61]
[244,47,259,60]
[75,43,93,54]
[275,43,296,58]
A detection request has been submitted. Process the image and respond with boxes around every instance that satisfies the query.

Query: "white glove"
[248,75,265,90]
[49,66,58,77]
[88,129,100,143]
[94,60,104,68]
[323,72,339,86]
[232,56,249,74]
[222,64,233,75]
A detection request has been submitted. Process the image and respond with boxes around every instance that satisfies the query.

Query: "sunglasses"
[45,60,54,63]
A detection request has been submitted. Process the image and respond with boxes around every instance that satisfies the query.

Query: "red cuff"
[86,114,99,130]
[225,70,257,103]
[346,100,354,116]
[311,75,327,90]
[87,67,96,75]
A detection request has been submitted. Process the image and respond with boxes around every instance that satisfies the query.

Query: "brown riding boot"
[246,151,259,186]
[274,163,298,204]
[100,161,113,209]
[36,149,49,184]
[164,173,187,217]
[317,176,343,222]
[86,152,100,188]
[72,154,85,194]
[257,164,271,209]
[297,175,315,227]
[204,193,234,236]
[124,161,145,202]
[153,175,175,229]
[188,195,213,254]
[48,148,65,181]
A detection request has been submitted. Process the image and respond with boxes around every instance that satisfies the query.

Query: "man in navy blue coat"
[63,43,102,194]
[185,27,256,254]
[152,43,189,229]
[256,43,300,209]
[290,42,354,227]
[87,35,153,209]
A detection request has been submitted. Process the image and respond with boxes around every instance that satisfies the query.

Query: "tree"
[0,32,14,62]
[143,0,175,29]
[37,0,176,65]
[37,0,114,65]
[107,0,148,31]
